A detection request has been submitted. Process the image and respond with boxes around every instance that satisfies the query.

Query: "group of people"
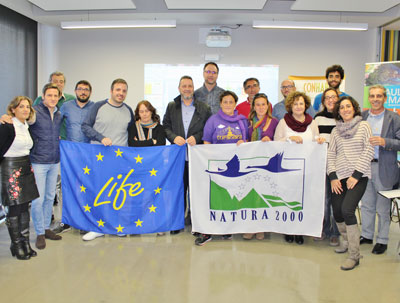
[0,63,399,272]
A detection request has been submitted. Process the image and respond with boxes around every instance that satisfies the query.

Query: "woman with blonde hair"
[0,96,39,260]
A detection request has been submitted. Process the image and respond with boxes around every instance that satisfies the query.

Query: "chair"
[378,189,400,229]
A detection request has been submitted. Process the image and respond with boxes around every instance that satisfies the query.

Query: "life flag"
[60,141,185,234]
[189,141,327,236]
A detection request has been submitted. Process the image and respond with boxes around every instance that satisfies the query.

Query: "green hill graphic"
[210,180,302,211]
[262,195,303,211]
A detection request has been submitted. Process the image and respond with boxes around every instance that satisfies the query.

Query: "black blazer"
[0,123,16,163]
[0,122,34,164]
[162,95,212,144]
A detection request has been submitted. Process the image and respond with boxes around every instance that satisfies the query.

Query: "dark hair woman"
[0,96,39,260]
[328,96,374,270]
[195,91,248,246]
[314,88,341,246]
[128,100,166,147]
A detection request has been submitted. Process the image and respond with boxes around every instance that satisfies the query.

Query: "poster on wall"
[289,75,346,109]
[364,61,400,114]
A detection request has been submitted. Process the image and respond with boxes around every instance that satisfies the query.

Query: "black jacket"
[0,123,34,163]
[162,95,211,144]
[0,123,16,163]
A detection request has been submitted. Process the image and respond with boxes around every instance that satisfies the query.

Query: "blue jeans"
[31,163,59,235]
[323,176,340,238]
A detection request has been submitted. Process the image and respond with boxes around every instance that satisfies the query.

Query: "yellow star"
[80,185,86,193]
[116,224,124,233]
[84,204,91,212]
[97,219,105,227]
[96,152,104,161]
[135,219,143,227]
[149,205,157,213]
[115,148,123,157]
[83,166,90,174]
[149,168,158,176]
[134,154,143,163]
[154,187,161,194]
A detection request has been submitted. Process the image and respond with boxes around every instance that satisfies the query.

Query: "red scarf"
[283,113,313,132]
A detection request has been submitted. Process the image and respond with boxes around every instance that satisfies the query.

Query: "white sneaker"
[82,231,104,241]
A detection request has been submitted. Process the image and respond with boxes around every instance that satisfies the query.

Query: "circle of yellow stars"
[80,149,162,233]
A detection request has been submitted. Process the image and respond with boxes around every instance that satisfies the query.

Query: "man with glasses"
[359,85,400,254]
[194,62,225,115]
[236,78,260,118]
[52,80,95,234]
[272,79,315,120]
[60,80,94,143]
[313,65,349,112]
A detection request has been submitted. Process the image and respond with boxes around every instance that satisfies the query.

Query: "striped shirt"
[327,121,374,180]
[314,112,336,144]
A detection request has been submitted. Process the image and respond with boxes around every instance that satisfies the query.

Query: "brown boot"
[45,229,62,240]
[335,222,348,254]
[255,232,265,240]
[340,224,361,271]
[242,233,255,240]
[36,235,46,250]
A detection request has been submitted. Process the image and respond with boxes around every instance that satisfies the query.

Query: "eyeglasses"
[324,96,338,101]
[281,85,294,90]
[204,70,218,75]
[76,88,91,92]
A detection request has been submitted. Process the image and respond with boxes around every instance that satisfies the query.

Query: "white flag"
[189,141,327,236]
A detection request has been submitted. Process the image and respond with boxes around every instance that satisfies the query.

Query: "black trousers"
[183,161,189,213]
[332,177,368,225]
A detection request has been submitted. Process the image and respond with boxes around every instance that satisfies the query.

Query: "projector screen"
[144,64,279,119]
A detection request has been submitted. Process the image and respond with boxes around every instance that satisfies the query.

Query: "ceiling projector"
[206,29,232,48]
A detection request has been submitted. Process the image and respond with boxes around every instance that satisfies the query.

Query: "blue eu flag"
[60,141,185,234]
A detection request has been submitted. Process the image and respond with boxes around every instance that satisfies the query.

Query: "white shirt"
[4,117,33,157]
[285,123,314,142]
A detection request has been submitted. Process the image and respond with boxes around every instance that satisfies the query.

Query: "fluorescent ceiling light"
[253,21,368,31]
[61,20,176,29]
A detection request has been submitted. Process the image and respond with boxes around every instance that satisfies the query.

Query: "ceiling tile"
[291,0,400,13]
[28,0,136,11]
[164,0,268,10]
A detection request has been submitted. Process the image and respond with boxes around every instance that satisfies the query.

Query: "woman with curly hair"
[274,91,325,245]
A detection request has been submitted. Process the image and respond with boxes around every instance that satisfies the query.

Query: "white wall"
[38,24,379,109]
[37,23,61,91]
